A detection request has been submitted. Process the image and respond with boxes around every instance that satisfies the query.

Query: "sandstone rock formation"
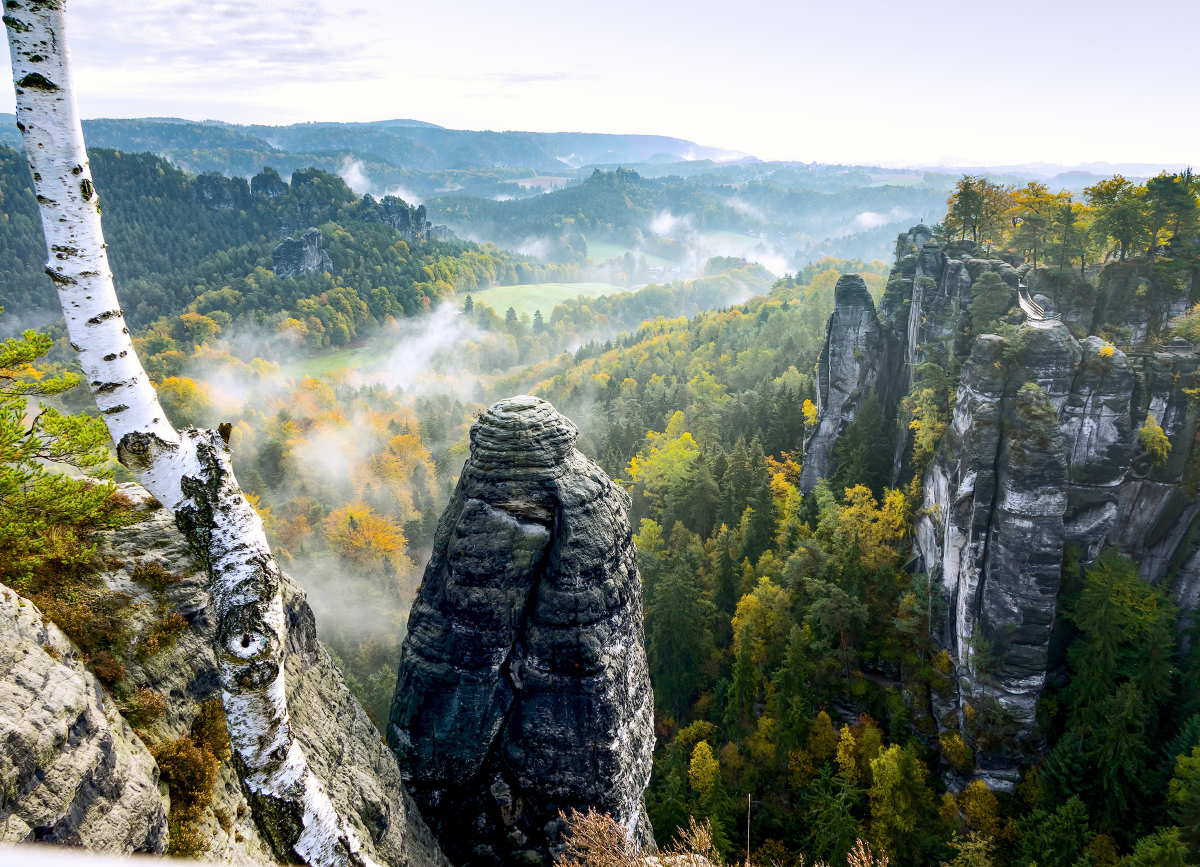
[799,274,897,492]
[912,319,1198,786]
[361,197,454,242]
[915,322,1077,785]
[6,486,448,866]
[363,195,415,236]
[0,583,167,853]
[808,226,1200,786]
[273,227,335,278]
[388,395,655,867]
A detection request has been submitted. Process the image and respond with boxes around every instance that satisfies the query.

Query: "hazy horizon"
[3,0,1197,168]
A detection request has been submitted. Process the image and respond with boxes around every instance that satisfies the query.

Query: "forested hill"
[0,144,585,338]
[0,114,743,175]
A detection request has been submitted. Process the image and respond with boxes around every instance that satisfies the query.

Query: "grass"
[459,282,627,318]
[279,280,628,381]
[282,343,394,379]
[583,240,677,268]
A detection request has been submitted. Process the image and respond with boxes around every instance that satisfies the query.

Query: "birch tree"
[4,4,378,864]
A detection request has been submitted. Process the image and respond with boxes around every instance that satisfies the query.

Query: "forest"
[3,106,1200,867]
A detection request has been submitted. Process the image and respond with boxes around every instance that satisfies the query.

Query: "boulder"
[14,487,449,866]
[389,396,655,866]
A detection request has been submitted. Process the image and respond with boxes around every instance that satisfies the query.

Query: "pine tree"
[712,525,739,620]
[969,271,1013,335]
[647,535,711,717]
[742,474,778,566]
[724,620,759,735]
[532,308,544,334]
[829,395,892,499]
[720,435,751,527]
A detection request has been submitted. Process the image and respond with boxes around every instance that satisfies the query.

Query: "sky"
[3,0,1198,167]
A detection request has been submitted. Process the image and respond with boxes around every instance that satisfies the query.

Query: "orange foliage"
[323,502,407,570]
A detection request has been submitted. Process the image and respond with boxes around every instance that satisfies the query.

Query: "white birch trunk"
[4,4,378,864]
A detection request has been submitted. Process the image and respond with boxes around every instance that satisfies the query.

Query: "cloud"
[651,210,685,236]
[852,211,889,230]
[725,196,768,222]
[338,157,373,195]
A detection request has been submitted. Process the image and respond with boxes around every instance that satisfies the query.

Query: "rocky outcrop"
[388,396,655,867]
[799,275,897,492]
[272,227,335,278]
[1059,337,1136,560]
[915,316,1200,786]
[0,583,167,853]
[1110,342,1200,597]
[916,322,1077,783]
[190,172,249,211]
[252,167,290,199]
[362,196,453,242]
[8,486,448,866]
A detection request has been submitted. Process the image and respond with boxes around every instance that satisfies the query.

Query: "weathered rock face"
[1060,336,1136,560]
[361,197,450,243]
[916,324,1074,780]
[388,396,655,867]
[915,318,1200,785]
[0,583,167,853]
[799,275,897,492]
[272,227,335,278]
[6,487,448,866]
[805,225,1200,786]
[1111,344,1200,596]
[190,172,249,212]
[363,195,415,237]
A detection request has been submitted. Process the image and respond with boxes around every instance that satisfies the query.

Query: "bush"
[1139,414,1172,466]
[940,732,975,774]
[122,686,166,728]
[131,560,180,593]
[149,700,230,858]
[136,611,188,660]
[1174,303,1200,342]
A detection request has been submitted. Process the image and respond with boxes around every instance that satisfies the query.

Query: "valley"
[0,30,1198,867]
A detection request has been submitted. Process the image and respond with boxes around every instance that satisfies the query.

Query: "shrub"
[136,611,188,660]
[122,686,166,728]
[940,732,975,774]
[130,560,180,593]
[1174,303,1200,342]
[149,700,230,858]
[1139,414,1172,466]
[90,650,126,687]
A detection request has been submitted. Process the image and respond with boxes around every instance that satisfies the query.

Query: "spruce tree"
[720,435,751,527]
[969,271,1013,335]
[828,395,891,498]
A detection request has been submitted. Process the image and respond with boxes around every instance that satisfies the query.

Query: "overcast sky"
[4,0,1197,167]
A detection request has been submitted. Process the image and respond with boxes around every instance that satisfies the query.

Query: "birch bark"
[4,4,378,864]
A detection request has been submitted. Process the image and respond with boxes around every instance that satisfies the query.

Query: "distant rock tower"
[388,396,655,866]
[272,227,334,278]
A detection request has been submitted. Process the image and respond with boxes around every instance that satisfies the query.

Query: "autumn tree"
[944,176,1013,247]
[1010,182,1071,270]
[1085,175,1147,261]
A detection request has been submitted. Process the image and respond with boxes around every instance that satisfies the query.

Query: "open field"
[458,282,627,318]
[583,239,677,268]
[282,343,394,379]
